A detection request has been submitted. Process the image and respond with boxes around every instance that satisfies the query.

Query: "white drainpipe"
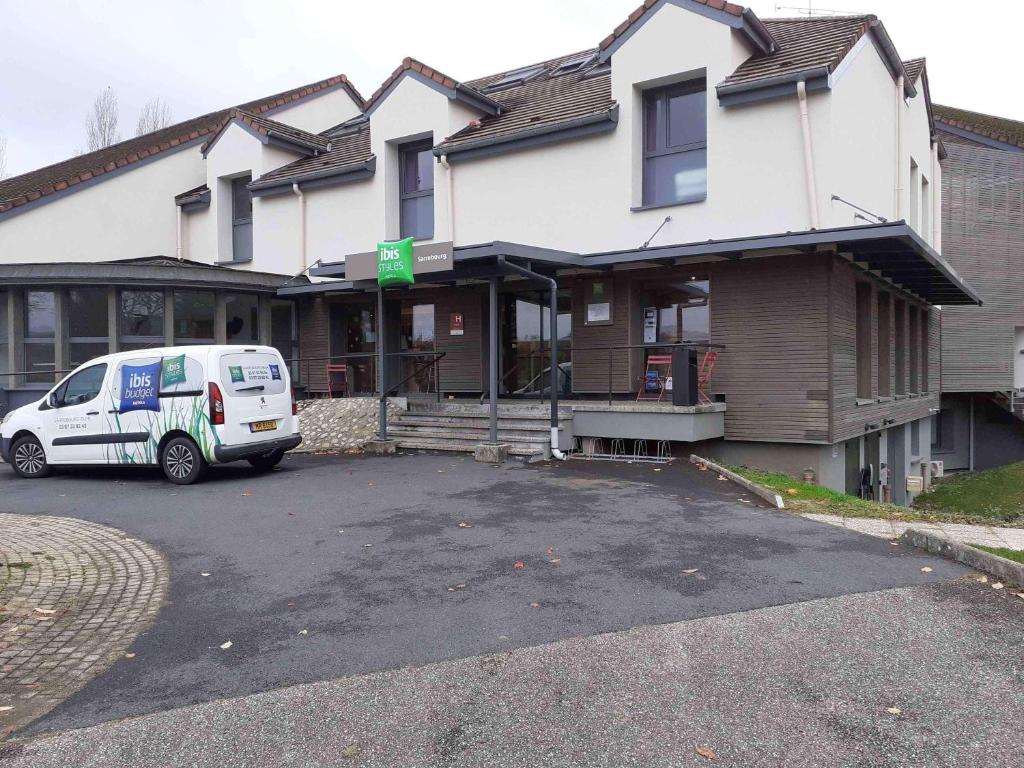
[439,154,455,243]
[796,80,820,230]
[292,183,306,272]
[894,75,904,219]
[175,205,184,260]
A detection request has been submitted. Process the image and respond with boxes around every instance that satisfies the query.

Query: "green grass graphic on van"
[104,393,220,465]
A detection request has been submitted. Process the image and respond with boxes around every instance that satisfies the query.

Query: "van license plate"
[249,420,278,433]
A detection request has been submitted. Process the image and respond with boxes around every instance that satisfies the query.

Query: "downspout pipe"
[175,205,184,260]
[796,80,820,230]
[894,75,904,219]
[498,257,566,460]
[292,183,307,272]
[439,154,455,244]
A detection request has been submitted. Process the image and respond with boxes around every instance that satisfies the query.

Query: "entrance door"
[1015,327,1024,390]
[329,303,377,394]
[500,290,571,396]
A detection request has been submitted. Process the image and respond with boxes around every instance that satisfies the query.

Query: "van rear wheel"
[161,437,207,485]
[248,449,285,472]
[11,435,52,479]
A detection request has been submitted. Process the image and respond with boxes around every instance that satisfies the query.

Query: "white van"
[1,345,302,485]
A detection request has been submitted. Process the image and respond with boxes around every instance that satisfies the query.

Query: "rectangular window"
[894,299,907,395]
[911,420,921,456]
[921,176,931,242]
[920,309,929,393]
[909,159,920,230]
[225,293,259,343]
[876,291,891,397]
[654,279,710,344]
[910,307,920,392]
[24,290,56,383]
[174,291,216,344]
[931,408,954,452]
[68,288,109,368]
[270,300,298,377]
[0,290,8,378]
[855,283,872,399]
[399,141,434,240]
[120,290,165,350]
[642,79,707,207]
[232,175,253,263]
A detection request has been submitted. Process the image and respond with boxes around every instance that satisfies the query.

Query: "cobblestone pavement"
[0,514,168,734]
[802,513,1024,549]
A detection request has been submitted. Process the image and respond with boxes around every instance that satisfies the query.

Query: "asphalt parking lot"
[0,452,968,735]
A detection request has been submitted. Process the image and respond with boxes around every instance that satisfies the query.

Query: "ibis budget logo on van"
[119,361,161,414]
[377,237,415,287]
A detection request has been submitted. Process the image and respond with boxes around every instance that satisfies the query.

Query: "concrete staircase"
[387,401,573,461]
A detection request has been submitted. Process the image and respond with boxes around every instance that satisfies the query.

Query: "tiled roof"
[201,109,332,155]
[933,104,1024,150]
[902,57,925,84]
[721,15,876,87]
[364,57,501,115]
[173,184,209,203]
[436,50,613,152]
[249,125,372,189]
[600,0,743,52]
[0,74,362,215]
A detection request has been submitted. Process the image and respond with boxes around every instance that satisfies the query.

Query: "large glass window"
[855,283,873,400]
[120,290,165,350]
[399,140,434,240]
[232,175,253,263]
[894,299,907,395]
[54,363,107,407]
[0,291,8,379]
[400,303,435,393]
[876,291,891,398]
[225,294,259,343]
[643,79,707,207]
[650,279,710,344]
[174,291,216,344]
[68,288,109,368]
[24,290,56,383]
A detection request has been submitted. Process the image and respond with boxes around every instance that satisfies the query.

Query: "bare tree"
[0,133,8,180]
[135,98,173,137]
[85,87,121,151]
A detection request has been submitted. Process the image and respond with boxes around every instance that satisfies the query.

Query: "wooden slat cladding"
[570,275,635,393]
[433,287,486,392]
[830,259,939,443]
[940,141,1024,392]
[298,295,330,393]
[709,255,831,443]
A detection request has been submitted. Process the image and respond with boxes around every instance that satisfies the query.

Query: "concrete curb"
[689,455,785,509]
[901,527,1024,585]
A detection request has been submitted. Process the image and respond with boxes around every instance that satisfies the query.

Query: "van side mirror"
[47,392,60,409]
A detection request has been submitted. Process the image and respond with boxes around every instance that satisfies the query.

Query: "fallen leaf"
[697,463,708,471]
[696,744,716,760]
[200,572,211,577]
[368,481,375,487]
[124,653,135,659]
[530,602,540,608]
[977,575,988,583]
[653,468,662,472]
[514,561,525,570]
[682,568,700,574]
[33,608,56,615]
[890,541,900,546]
[1015,593,1024,600]
[241,491,254,497]
[0,706,13,712]
[885,706,902,715]
[363,543,373,548]
[220,641,232,650]
[991,582,1004,590]
[458,522,473,528]
[920,567,932,573]
[787,488,799,495]
[438,469,445,473]
[447,583,466,592]
[341,744,362,758]
[717,474,727,481]
[739,499,751,504]
[298,629,308,635]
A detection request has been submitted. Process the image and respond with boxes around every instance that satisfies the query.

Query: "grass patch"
[969,543,1024,564]
[914,462,1024,524]
[724,464,1024,526]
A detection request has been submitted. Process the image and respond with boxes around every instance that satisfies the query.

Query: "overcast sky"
[2,0,1022,178]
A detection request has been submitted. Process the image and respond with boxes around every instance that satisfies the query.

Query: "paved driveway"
[0,453,967,734]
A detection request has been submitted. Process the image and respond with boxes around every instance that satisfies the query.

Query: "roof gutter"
[717,66,831,107]
[248,156,376,198]
[435,106,619,163]
[740,8,778,55]
[868,20,916,99]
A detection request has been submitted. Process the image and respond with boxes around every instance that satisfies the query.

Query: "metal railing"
[283,351,446,403]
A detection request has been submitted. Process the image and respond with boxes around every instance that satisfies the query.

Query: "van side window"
[56,363,108,407]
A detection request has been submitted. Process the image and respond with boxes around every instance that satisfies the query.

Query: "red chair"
[637,355,673,402]
[698,351,718,405]
[326,364,349,398]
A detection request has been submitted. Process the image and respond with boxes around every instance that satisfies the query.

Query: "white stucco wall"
[268,84,362,134]
[0,144,204,264]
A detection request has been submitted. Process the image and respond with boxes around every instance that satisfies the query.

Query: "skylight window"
[484,65,544,92]
[552,53,595,75]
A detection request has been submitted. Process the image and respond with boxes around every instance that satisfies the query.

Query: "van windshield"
[219,352,287,397]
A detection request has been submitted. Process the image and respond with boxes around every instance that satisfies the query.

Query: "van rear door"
[215,349,291,447]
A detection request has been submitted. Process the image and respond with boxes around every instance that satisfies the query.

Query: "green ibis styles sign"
[377,237,415,287]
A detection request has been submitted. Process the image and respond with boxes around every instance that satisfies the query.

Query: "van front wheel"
[248,449,285,473]
[11,435,52,479]
[161,437,207,485]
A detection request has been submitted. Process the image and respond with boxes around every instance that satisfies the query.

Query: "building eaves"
[0,73,362,218]
[363,57,503,118]
[200,109,332,157]
[933,104,1024,152]
[248,125,374,196]
[174,184,211,212]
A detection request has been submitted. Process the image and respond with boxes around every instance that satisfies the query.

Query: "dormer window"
[642,79,707,207]
[484,65,544,92]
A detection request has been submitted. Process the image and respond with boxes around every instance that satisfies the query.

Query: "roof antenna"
[641,215,672,249]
